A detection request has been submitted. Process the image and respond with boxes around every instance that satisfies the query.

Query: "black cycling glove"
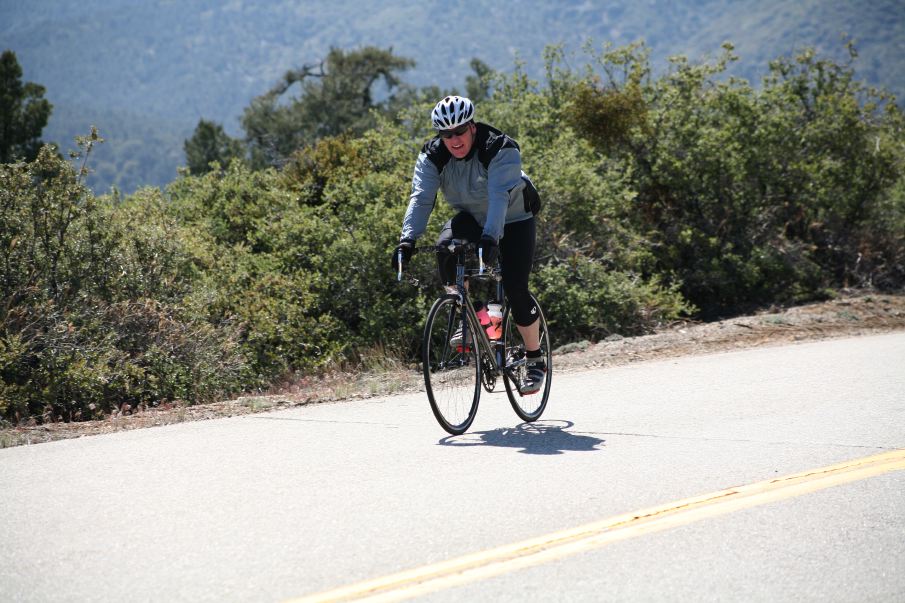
[392,239,415,271]
[477,235,499,266]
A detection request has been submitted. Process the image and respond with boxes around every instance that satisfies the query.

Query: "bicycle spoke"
[423,296,480,434]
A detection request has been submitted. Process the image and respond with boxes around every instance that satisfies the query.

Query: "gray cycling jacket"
[400,122,534,243]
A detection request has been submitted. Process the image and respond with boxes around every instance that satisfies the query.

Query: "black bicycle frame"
[452,250,509,378]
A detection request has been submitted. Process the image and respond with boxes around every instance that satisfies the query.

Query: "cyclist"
[392,95,546,394]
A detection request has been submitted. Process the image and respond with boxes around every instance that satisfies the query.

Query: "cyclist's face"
[441,122,475,159]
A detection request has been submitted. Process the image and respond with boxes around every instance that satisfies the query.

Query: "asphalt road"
[2,333,904,602]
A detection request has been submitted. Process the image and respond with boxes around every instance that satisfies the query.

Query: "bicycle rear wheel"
[423,295,481,434]
[502,295,551,422]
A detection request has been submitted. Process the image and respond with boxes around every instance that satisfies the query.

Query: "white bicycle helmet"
[430,95,475,130]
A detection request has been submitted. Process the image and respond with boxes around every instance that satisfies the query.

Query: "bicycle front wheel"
[502,295,551,422]
[423,295,481,435]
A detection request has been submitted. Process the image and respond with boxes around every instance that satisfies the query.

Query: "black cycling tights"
[437,212,539,327]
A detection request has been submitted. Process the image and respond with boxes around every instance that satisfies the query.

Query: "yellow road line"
[290,449,905,603]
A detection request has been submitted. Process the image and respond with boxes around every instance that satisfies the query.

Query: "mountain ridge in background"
[3,0,903,193]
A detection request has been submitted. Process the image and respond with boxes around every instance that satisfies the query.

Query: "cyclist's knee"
[509,293,539,326]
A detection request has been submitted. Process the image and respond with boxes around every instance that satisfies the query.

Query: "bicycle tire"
[502,294,551,422]
[423,295,481,434]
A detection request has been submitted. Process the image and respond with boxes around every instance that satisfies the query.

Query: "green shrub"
[533,258,693,342]
[0,143,247,423]
[553,42,905,315]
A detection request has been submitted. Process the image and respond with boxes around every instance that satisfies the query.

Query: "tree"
[465,58,495,102]
[184,119,244,175]
[242,46,414,168]
[0,50,52,163]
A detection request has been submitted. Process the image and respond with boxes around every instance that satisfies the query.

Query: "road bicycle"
[398,241,552,435]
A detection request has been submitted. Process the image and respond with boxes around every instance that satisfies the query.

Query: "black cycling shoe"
[519,359,547,395]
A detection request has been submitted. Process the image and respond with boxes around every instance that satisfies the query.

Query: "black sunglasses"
[438,123,471,139]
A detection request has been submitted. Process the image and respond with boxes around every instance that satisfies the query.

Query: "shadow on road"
[438,420,605,455]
